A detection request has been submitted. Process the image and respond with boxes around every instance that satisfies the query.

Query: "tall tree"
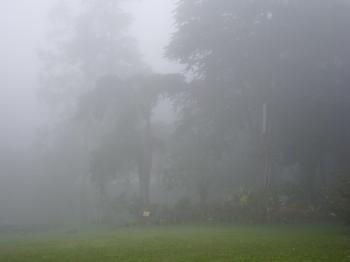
[167,0,350,202]
[38,0,148,221]
[80,74,185,211]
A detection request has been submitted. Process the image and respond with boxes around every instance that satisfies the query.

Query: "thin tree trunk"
[262,102,273,189]
[138,111,153,211]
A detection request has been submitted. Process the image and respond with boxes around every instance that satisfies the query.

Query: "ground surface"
[0,224,349,261]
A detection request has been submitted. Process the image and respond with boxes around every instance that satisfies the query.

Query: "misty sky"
[0,0,180,149]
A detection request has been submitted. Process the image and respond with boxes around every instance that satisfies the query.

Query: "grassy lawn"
[0,224,349,261]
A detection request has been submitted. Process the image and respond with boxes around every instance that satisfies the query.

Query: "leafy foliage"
[327,177,350,224]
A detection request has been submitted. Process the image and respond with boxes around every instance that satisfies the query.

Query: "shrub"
[327,177,350,224]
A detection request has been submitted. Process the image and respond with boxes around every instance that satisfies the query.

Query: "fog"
[0,0,178,149]
[0,0,350,232]
[0,1,47,148]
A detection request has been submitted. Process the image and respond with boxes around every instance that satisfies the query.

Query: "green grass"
[0,224,349,261]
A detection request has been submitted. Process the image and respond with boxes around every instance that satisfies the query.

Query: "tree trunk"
[199,185,208,206]
[138,111,153,211]
[138,163,151,209]
[262,102,273,189]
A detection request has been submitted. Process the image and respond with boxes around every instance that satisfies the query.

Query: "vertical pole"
[262,103,272,189]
